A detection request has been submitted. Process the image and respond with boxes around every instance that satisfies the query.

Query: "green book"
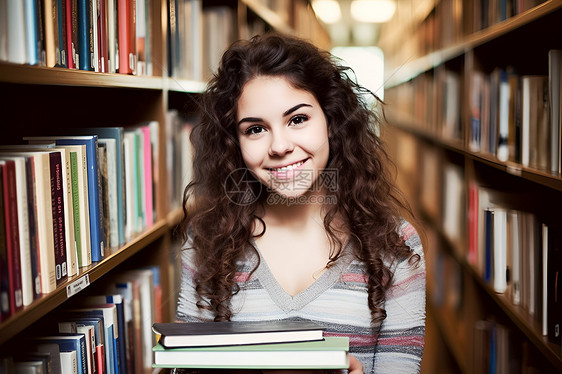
[69,151,82,266]
[152,336,349,370]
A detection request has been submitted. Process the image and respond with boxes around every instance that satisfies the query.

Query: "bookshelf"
[381,0,562,372]
[0,0,328,368]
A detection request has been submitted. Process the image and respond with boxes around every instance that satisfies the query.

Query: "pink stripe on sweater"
[377,335,424,347]
[400,223,417,241]
[234,272,251,282]
[342,273,368,283]
[387,271,425,298]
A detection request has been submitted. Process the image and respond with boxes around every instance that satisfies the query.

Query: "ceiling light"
[350,0,396,23]
[312,0,342,24]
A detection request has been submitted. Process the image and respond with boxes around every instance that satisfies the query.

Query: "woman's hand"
[348,355,363,374]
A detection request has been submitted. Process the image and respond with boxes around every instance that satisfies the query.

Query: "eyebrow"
[237,103,312,127]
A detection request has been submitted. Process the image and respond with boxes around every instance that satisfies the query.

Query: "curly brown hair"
[181,33,417,324]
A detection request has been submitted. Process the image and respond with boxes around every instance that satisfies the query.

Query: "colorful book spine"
[54,138,104,262]
[1,160,23,315]
[25,156,41,300]
[77,0,93,70]
[0,165,11,321]
[141,126,153,227]
[49,152,68,285]
[24,0,39,65]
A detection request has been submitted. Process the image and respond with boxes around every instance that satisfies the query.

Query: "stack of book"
[151,320,350,370]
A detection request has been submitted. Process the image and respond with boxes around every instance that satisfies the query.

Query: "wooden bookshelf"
[382,1,562,373]
[0,0,328,367]
[0,220,169,346]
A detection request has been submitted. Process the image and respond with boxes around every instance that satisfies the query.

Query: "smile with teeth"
[267,160,306,172]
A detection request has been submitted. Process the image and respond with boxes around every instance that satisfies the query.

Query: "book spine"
[97,144,110,251]
[70,152,82,268]
[70,0,78,68]
[116,130,125,246]
[141,126,153,226]
[128,0,136,75]
[547,224,561,345]
[25,157,41,300]
[497,70,509,162]
[117,0,129,74]
[542,224,548,337]
[35,155,57,294]
[2,160,23,314]
[85,138,104,262]
[78,148,92,267]
[549,50,561,174]
[98,0,109,72]
[57,0,67,67]
[11,158,33,307]
[43,0,56,67]
[61,150,77,278]
[77,0,92,70]
[25,0,39,65]
[65,0,74,68]
[0,165,11,321]
[90,0,98,71]
[36,0,46,65]
[49,152,67,284]
[106,0,116,72]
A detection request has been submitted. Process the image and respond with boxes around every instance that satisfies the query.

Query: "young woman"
[177,33,426,373]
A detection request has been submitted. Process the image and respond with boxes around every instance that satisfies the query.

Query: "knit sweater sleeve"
[175,243,215,322]
[372,221,426,373]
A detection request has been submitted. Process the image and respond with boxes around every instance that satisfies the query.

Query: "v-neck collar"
[249,240,355,313]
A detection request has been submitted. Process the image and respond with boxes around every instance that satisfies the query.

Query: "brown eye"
[289,115,309,126]
[245,125,267,135]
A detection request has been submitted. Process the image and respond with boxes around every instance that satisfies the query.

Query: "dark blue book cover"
[30,334,87,374]
[57,313,105,374]
[77,0,92,70]
[67,306,117,374]
[56,0,67,67]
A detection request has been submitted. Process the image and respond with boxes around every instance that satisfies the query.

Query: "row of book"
[474,319,550,373]
[471,0,547,32]
[0,266,161,374]
[165,109,194,213]
[382,0,546,71]
[467,183,561,346]
[0,0,152,75]
[469,50,562,175]
[0,124,160,321]
[387,48,562,176]
[385,68,463,144]
[419,148,560,348]
[166,2,237,81]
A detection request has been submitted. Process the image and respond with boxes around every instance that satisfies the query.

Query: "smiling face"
[236,76,330,200]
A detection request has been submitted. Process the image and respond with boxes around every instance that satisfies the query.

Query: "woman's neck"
[261,190,329,230]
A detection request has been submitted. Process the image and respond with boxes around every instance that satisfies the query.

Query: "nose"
[268,128,294,156]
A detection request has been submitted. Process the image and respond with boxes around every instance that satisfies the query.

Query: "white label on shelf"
[66,274,90,298]
[506,164,522,176]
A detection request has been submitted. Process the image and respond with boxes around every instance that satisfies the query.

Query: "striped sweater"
[176,220,426,373]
